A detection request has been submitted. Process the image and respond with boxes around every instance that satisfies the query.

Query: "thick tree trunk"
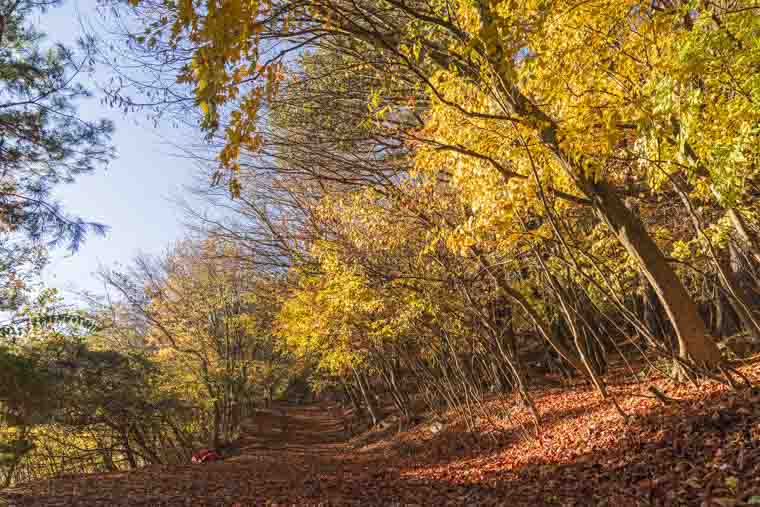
[590,181,721,366]
[485,57,722,367]
[413,0,723,369]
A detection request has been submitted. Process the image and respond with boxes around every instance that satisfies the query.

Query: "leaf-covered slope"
[3,362,760,506]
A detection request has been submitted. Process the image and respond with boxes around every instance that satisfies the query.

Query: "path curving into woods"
[0,403,496,506]
[3,373,760,506]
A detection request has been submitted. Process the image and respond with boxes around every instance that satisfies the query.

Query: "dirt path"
[7,375,759,506]
[0,403,490,506]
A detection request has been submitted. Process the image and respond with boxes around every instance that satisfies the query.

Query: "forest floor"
[3,359,760,506]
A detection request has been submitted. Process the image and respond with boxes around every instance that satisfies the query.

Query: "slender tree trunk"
[341,379,363,418]
[640,277,675,349]
[122,431,137,469]
[472,250,587,373]
[212,401,222,448]
[668,176,760,344]
[386,359,410,418]
[715,285,740,339]
[731,241,760,298]
[351,367,378,426]
[727,208,760,266]
[166,420,190,454]
[131,426,163,465]
[499,280,587,373]
[717,252,760,340]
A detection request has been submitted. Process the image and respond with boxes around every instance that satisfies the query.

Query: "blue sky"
[37,0,202,300]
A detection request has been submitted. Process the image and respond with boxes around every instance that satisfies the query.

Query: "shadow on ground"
[2,380,759,506]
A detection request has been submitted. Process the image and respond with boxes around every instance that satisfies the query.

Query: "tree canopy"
[2,0,760,491]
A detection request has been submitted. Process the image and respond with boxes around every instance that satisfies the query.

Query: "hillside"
[2,361,760,507]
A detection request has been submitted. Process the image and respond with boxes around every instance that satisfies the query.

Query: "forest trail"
[3,370,760,507]
[0,403,492,506]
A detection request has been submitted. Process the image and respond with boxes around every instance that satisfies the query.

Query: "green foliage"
[0,0,114,249]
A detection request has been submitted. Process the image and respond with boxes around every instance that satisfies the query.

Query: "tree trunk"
[131,426,163,465]
[549,317,574,380]
[728,208,760,266]
[590,181,721,366]
[641,277,674,349]
[122,431,137,469]
[715,286,740,339]
[717,251,760,340]
[473,251,587,374]
[670,177,760,343]
[211,401,222,448]
[352,367,378,426]
[341,379,363,418]
[500,281,587,374]
[487,57,722,367]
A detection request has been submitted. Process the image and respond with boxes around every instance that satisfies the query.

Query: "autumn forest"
[1,0,760,505]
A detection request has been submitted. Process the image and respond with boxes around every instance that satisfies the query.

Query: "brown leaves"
[3,364,760,506]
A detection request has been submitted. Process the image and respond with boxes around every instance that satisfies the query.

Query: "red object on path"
[191,449,222,464]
